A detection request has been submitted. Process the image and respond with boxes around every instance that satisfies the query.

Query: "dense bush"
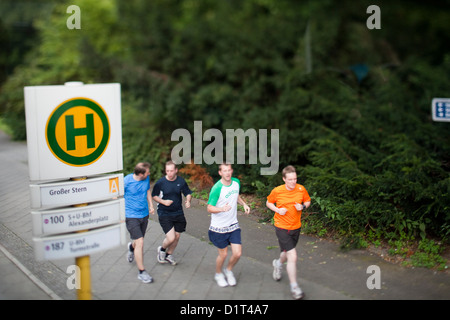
[0,0,449,244]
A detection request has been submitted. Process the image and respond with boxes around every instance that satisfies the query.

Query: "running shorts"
[158,214,187,234]
[126,216,149,240]
[208,228,242,249]
[275,227,301,252]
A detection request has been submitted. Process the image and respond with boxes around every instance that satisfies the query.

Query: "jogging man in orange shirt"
[266,165,311,299]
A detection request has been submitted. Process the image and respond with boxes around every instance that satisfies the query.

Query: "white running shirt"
[207,177,241,233]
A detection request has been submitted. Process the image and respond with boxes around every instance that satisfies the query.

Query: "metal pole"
[76,254,91,300]
[71,177,91,300]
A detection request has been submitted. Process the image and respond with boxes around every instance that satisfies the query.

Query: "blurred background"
[1,0,449,268]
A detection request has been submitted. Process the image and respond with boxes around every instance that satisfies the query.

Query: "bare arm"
[238,195,250,214]
[185,194,192,208]
[207,203,231,214]
[147,189,155,215]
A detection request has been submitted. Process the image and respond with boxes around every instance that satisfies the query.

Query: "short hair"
[282,165,296,178]
[218,162,232,171]
[134,162,150,175]
[165,160,177,169]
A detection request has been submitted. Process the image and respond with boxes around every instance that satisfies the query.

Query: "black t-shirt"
[151,176,192,216]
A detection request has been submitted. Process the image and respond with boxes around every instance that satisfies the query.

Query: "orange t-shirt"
[267,184,311,230]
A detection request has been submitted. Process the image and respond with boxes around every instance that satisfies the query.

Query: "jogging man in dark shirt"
[152,160,192,265]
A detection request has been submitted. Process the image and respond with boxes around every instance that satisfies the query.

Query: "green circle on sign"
[46,98,110,166]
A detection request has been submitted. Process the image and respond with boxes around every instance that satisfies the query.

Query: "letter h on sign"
[65,114,96,151]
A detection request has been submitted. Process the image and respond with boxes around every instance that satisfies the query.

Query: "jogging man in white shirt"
[207,163,250,287]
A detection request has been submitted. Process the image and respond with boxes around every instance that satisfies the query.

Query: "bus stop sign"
[432,98,450,122]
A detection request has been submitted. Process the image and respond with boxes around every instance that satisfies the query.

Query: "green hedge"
[1,0,449,242]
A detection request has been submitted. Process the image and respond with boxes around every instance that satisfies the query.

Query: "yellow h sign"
[46,98,110,166]
[65,113,95,150]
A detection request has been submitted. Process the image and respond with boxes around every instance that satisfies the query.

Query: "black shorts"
[158,214,187,234]
[275,227,301,252]
[126,216,149,240]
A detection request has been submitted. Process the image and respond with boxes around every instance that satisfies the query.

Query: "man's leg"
[212,246,228,287]
[126,217,152,283]
[160,227,181,265]
[285,247,303,299]
[276,249,297,283]
[158,217,174,263]
[216,246,228,274]
[285,248,298,285]
[160,215,185,257]
[222,243,241,286]
[133,237,153,283]
[163,227,181,255]
[279,250,287,264]
[133,237,145,271]
[226,243,242,271]
[126,217,147,271]
[222,229,242,286]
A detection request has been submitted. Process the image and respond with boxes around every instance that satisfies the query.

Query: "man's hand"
[163,199,173,206]
[221,203,231,212]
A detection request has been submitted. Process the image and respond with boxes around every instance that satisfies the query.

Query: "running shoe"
[157,246,168,264]
[165,254,177,265]
[127,242,134,263]
[214,273,229,287]
[223,269,236,286]
[138,270,153,284]
[291,285,305,300]
[272,259,282,281]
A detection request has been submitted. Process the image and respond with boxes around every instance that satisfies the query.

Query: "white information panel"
[29,174,123,209]
[432,98,450,122]
[32,198,125,236]
[24,82,123,181]
[33,223,126,261]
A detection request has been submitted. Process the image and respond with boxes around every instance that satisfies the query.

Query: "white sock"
[290,282,299,290]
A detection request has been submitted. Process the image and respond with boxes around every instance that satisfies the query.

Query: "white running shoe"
[214,273,229,287]
[272,259,282,281]
[157,246,168,264]
[165,254,177,266]
[127,242,134,263]
[138,270,153,284]
[223,269,236,286]
[291,285,305,300]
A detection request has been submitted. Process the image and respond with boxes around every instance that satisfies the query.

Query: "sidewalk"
[0,242,54,300]
[0,130,449,301]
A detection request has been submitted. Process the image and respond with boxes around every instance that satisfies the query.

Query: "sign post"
[76,253,91,300]
[24,82,124,300]
[72,176,91,301]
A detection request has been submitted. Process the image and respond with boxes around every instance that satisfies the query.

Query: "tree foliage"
[1,0,449,242]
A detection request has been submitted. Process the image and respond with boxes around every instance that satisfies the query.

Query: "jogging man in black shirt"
[152,160,192,265]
